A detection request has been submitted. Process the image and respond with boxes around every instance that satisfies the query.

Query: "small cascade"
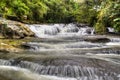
[0,66,77,80]
[61,24,79,33]
[27,24,95,38]
[0,59,119,80]
[108,27,114,32]
[24,42,102,50]
[78,27,94,35]
[0,59,11,65]
[0,24,120,80]
[22,41,120,54]
[28,24,63,37]
[110,38,120,42]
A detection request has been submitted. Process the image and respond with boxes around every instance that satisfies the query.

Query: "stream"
[0,23,120,80]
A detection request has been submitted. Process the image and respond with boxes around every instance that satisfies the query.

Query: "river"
[0,23,120,80]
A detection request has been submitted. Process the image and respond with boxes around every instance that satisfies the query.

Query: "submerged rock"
[0,18,34,39]
[84,36,110,42]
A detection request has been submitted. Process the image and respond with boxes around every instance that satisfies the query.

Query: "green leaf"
[113,18,120,22]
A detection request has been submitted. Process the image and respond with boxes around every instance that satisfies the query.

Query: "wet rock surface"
[0,42,21,53]
[84,36,110,42]
[0,18,34,39]
[0,23,120,80]
[0,55,120,79]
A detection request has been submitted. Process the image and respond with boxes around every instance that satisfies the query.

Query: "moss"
[0,38,31,52]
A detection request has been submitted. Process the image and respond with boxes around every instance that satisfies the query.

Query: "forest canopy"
[0,0,120,33]
[0,0,96,23]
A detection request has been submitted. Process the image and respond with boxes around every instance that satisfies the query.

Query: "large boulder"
[0,19,34,39]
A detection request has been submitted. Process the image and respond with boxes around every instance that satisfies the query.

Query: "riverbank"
[0,18,35,52]
[0,21,120,80]
[0,38,32,52]
[0,19,120,53]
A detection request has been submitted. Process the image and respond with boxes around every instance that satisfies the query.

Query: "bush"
[0,0,98,24]
[95,1,120,33]
[94,22,107,34]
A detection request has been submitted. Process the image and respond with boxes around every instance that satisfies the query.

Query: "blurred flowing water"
[0,24,120,80]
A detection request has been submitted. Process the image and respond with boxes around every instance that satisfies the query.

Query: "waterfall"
[0,59,120,80]
[27,24,94,38]
[0,65,78,80]
[23,42,102,49]
[28,24,62,38]
[110,38,120,42]
[61,24,79,33]
[0,23,120,80]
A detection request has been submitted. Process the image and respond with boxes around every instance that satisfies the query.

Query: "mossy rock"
[0,19,35,39]
[0,42,22,53]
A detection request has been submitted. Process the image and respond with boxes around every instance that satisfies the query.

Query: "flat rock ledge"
[84,35,110,42]
[0,18,35,39]
[0,43,22,53]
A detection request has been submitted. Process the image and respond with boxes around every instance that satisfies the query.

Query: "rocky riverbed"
[0,20,120,80]
[0,18,35,52]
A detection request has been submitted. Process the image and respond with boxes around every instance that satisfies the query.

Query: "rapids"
[0,23,120,80]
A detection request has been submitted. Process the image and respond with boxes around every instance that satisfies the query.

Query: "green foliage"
[12,0,29,20]
[1,0,120,34]
[0,0,97,24]
[111,2,120,32]
[95,0,120,33]
[94,21,107,34]
[73,1,97,25]
[27,1,48,22]
[43,0,80,23]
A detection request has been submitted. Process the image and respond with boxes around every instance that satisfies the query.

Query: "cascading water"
[28,23,95,38]
[0,24,120,80]
[0,58,120,80]
[108,27,115,32]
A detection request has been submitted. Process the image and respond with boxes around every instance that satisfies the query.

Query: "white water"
[28,24,94,38]
[0,24,120,80]
[0,65,77,80]
[0,59,120,80]
[108,27,115,32]
[25,24,120,54]
[27,24,117,38]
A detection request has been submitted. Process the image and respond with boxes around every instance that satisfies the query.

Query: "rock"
[21,42,31,49]
[0,49,9,53]
[84,28,94,34]
[0,42,22,53]
[84,36,110,42]
[0,18,35,39]
[75,23,89,27]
